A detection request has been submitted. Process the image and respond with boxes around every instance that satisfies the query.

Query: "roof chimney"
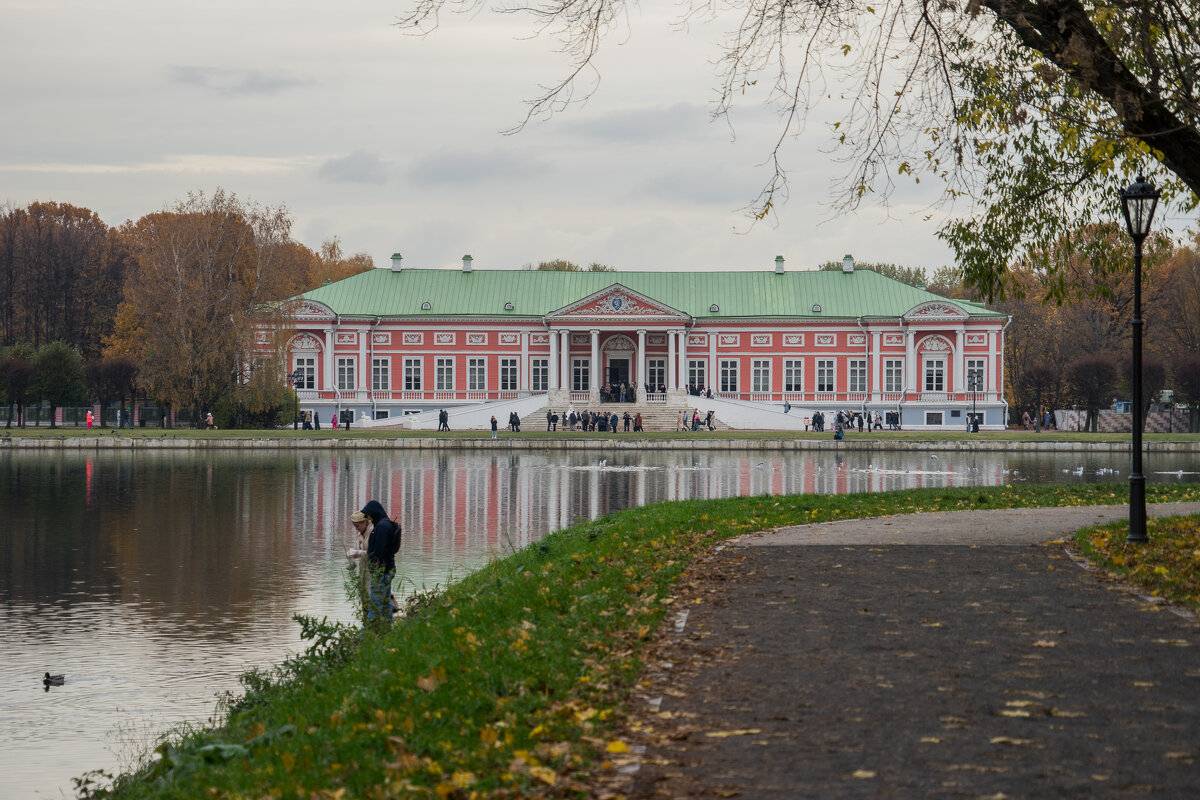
[390,252,403,272]
[462,254,473,273]
[842,253,855,273]
[774,255,785,274]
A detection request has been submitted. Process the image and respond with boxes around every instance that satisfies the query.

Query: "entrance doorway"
[608,358,629,387]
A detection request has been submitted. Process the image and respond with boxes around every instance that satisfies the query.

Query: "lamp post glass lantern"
[287,370,303,430]
[1119,174,1160,543]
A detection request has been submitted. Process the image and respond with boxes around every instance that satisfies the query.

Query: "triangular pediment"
[903,300,968,321]
[288,299,336,321]
[547,284,689,321]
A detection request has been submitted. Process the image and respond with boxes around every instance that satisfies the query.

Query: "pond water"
[2,446,1197,798]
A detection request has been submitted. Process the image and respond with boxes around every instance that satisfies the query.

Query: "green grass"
[86,482,1200,799]
[1075,515,1200,610]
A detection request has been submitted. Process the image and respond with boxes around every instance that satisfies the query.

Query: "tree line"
[0,190,374,428]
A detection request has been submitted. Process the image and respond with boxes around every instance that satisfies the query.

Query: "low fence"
[1055,409,1193,433]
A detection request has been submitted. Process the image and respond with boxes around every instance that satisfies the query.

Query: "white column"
[906,329,917,395]
[589,329,600,399]
[324,328,335,391]
[359,328,368,392]
[520,331,530,392]
[709,333,718,392]
[549,329,559,390]
[667,329,677,390]
[872,331,881,400]
[560,330,571,391]
[955,328,965,393]
[679,329,689,389]
[636,330,647,393]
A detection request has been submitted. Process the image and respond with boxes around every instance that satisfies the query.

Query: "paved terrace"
[615,503,1200,799]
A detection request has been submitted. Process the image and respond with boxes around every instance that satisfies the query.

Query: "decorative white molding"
[289,333,321,351]
[688,334,707,347]
[905,301,968,321]
[815,334,836,346]
[372,332,390,345]
[751,334,771,346]
[603,334,635,351]
[295,301,333,318]
[255,331,270,344]
[849,334,866,346]
[548,284,689,321]
[435,332,455,345]
[719,334,739,346]
[572,333,589,346]
[783,333,804,346]
[403,332,423,345]
[531,333,549,345]
[966,333,986,345]
[500,333,519,345]
[336,332,358,345]
[468,333,487,345]
[883,333,904,346]
[920,335,953,352]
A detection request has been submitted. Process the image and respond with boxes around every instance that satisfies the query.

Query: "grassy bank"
[1076,516,1200,610]
[90,483,1200,799]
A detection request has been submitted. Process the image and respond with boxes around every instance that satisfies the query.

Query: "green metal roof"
[295,268,1003,319]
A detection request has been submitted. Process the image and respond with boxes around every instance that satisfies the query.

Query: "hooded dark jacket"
[361,500,400,572]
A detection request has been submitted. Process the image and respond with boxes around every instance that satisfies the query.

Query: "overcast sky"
[2,0,960,273]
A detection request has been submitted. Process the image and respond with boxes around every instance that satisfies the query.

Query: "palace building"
[274,254,1009,429]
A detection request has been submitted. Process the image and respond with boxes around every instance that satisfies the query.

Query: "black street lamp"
[287,370,303,431]
[969,374,980,433]
[1119,174,1160,544]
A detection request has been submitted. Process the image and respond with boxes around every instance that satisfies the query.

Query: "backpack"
[378,518,402,556]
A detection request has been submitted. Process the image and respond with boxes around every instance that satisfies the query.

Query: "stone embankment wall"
[3,436,1198,454]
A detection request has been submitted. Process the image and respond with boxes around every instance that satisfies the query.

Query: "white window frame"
[783,359,802,392]
[966,358,986,392]
[531,358,549,392]
[924,358,945,392]
[719,359,739,393]
[403,357,422,391]
[436,357,454,391]
[336,357,356,391]
[294,357,315,390]
[372,357,390,391]
[688,359,706,390]
[648,358,666,389]
[816,359,835,393]
[500,357,519,391]
[751,359,771,393]
[572,358,590,391]
[884,359,904,393]
[848,359,867,394]
[468,357,486,391]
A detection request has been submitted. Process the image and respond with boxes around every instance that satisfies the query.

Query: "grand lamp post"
[287,370,303,431]
[1119,174,1160,544]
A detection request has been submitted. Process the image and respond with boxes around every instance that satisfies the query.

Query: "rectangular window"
[688,359,706,390]
[572,358,590,391]
[372,358,390,391]
[294,357,315,389]
[336,357,355,391]
[924,359,945,392]
[531,358,548,392]
[816,359,834,393]
[720,359,739,393]
[848,359,866,393]
[884,360,904,393]
[751,359,771,393]
[783,359,802,392]
[468,357,486,391]
[966,358,986,392]
[500,357,518,391]
[403,357,422,391]
[648,358,665,390]
[436,357,454,391]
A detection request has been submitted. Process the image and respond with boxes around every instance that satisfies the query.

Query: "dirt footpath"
[610,504,1200,799]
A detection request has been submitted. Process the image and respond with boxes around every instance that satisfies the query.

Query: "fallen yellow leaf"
[606,740,630,753]
[705,729,763,738]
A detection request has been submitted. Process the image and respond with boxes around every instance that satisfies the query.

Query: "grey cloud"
[562,103,710,143]
[407,149,551,186]
[317,150,388,185]
[170,65,311,95]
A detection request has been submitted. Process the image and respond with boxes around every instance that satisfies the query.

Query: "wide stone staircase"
[521,403,729,433]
